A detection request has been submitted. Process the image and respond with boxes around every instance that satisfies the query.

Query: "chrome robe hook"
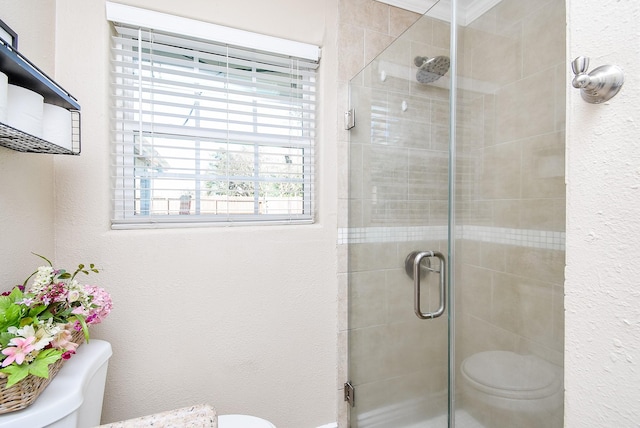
[571,56,624,104]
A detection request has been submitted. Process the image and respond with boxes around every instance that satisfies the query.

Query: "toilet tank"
[0,339,112,428]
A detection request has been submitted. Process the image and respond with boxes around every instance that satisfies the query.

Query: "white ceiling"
[374,0,503,26]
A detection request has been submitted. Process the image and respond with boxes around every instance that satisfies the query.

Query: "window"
[108,5,319,228]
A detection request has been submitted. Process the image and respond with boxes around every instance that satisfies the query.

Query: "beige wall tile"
[479,241,508,271]
[482,94,496,147]
[520,198,566,231]
[367,145,409,202]
[365,30,399,67]
[521,132,566,199]
[338,22,366,80]
[385,267,416,324]
[409,148,448,201]
[432,19,451,50]
[338,272,349,330]
[349,242,399,272]
[337,142,350,203]
[456,239,482,266]
[491,199,522,229]
[552,285,565,353]
[339,0,389,34]
[495,69,557,143]
[554,63,567,132]
[468,23,523,86]
[402,14,434,46]
[479,141,522,200]
[513,276,556,347]
[348,142,364,201]
[348,199,363,228]
[389,6,420,37]
[348,325,392,383]
[459,264,493,319]
[429,200,448,225]
[491,271,524,332]
[349,270,388,329]
[505,246,565,285]
[456,313,519,359]
[337,243,349,275]
[522,0,566,76]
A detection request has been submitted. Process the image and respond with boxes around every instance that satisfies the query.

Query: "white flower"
[68,289,80,302]
[8,322,59,351]
[17,325,36,338]
[29,266,55,294]
[34,266,54,285]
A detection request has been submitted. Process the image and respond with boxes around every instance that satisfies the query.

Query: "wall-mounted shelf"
[0,39,81,155]
[0,115,80,154]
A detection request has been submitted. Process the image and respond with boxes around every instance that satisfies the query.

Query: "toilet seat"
[461,351,560,400]
[218,414,276,428]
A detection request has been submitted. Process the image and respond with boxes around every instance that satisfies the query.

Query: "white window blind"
[110,18,318,228]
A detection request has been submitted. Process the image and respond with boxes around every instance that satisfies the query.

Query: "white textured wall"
[566,0,640,426]
[0,0,56,292]
[2,1,339,427]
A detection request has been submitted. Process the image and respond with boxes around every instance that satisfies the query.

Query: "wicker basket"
[0,329,85,414]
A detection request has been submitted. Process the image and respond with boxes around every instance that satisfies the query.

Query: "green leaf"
[72,315,91,343]
[29,349,62,379]
[0,349,63,388]
[28,304,47,319]
[32,253,53,266]
[0,332,13,348]
[8,287,23,302]
[0,364,30,388]
[0,296,12,311]
[0,305,22,333]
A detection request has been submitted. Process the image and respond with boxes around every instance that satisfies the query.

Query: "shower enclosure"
[346,0,565,427]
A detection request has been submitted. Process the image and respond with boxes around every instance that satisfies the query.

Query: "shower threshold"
[407,409,485,428]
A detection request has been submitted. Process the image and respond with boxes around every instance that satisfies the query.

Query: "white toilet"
[460,350,562,414]
[218,414,276,427]
[0,339,112,428]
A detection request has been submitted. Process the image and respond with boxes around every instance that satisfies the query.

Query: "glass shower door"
[346,0,565,427]
[452,0,566,427]
[346,2,452,426]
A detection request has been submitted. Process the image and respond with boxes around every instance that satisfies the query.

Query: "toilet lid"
[461,351,560,400]
[218,414,276,428]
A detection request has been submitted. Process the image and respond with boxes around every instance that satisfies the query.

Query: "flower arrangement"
[0,254,112,387]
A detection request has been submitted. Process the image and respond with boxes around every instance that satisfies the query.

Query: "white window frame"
[107,2,320,229]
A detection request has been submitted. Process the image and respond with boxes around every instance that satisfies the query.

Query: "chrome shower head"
[414,55,450,84]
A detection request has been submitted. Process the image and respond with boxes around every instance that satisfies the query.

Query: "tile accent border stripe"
[338,225,565,250]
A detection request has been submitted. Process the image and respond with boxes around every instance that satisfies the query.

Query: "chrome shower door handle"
[408,251,446,320]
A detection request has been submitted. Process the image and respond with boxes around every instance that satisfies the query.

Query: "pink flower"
[61,350,76,360]
[84,286,112,325]
[1,337,36,367]
[51,329,80,353]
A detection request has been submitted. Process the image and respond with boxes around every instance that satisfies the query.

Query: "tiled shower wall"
[337,0,565,426]
[339,4,454,425]
[455,1,565,425]
[456,0,566,363]
[336,1,424,425]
